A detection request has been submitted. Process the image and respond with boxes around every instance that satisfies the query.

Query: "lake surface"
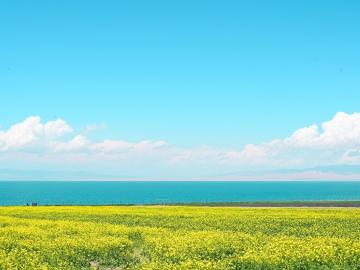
[0,181,360,206]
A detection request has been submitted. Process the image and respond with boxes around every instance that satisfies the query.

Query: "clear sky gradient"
[1,1,360,179]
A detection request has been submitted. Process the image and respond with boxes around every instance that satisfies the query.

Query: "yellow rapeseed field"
[0,206,359,270]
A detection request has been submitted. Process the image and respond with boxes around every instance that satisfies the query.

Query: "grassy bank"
[0,206,359,269]
[162,200,360,207]
[12,200,360,207]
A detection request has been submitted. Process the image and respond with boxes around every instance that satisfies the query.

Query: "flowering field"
[0,206,359,270]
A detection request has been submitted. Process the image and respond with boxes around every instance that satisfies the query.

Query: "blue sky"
[1,1,360,179]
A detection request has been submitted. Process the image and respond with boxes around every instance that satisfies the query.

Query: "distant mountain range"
[0,169,138,181]
[210,165,360,180]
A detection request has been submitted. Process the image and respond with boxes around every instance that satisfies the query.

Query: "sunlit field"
[0,206,359,270]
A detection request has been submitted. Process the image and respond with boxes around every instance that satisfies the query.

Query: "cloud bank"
[235,111,360,168]
[1,112,360,179]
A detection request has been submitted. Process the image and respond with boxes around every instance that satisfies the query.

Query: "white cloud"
[225,111,360,168]
[0,116,169,160]
[90,140,132,153]
[2,112,360,179]
[43,118,73,138]
[285,112,360,149]
[285,124,320,147]
[51,135,89,153]
[341,148,360,164]
[89,140,167,155]
[0,116,72,151]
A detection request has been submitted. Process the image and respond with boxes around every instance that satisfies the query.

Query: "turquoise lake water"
[0,181,360,206]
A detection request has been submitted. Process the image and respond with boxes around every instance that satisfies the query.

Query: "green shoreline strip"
[6,200,360,207]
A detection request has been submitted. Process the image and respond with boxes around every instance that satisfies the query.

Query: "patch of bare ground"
[90,261,124,270]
